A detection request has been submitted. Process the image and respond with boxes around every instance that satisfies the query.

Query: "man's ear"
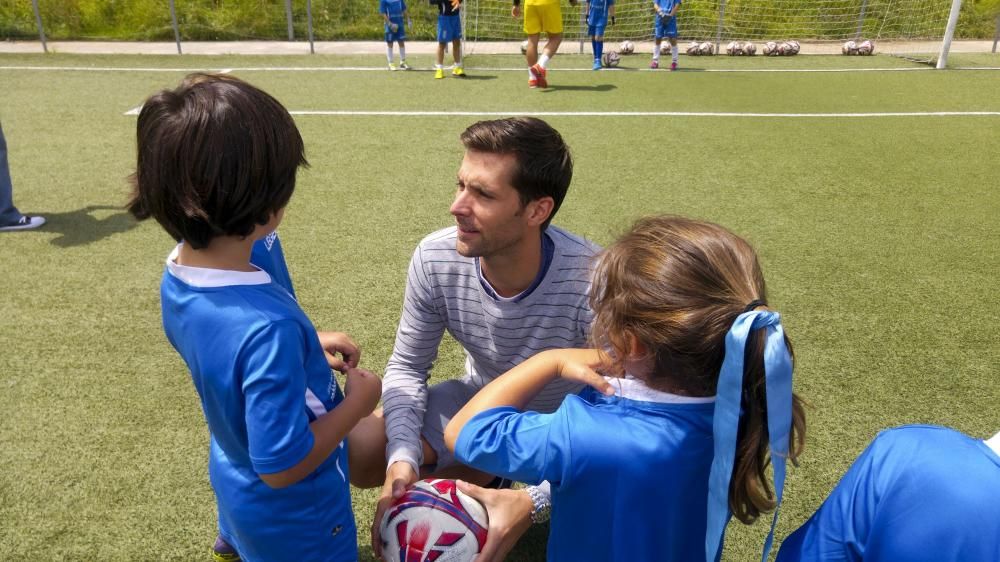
[525,196,554,227]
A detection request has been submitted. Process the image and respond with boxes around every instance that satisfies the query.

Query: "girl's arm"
[444,349,612,452]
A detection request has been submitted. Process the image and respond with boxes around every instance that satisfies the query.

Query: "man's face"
[450,150,531,259]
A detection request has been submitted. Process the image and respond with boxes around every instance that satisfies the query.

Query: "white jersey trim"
[606,375,716,404]
[986,430,1000,458]
[165,244,272,287]
[304,388,328,419]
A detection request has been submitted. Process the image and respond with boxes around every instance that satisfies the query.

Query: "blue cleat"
[593,59,602,70]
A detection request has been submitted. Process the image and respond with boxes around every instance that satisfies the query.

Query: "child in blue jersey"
[381,0,411,70]
[587,0,615,70]
[432,0,466,79]
[127,73,381,562]
[445,215,807,562]
[777,425,1000,562]
[651,0,680,70]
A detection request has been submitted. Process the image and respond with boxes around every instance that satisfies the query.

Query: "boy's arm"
[443,349,612,451]
[260,367,381,488]
[668,0,679,17]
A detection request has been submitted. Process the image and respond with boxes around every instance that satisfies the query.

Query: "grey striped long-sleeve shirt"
[383,225,600,471]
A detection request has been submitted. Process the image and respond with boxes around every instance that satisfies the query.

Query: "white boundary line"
[285,110,1000,117]
[6,64,1000,73]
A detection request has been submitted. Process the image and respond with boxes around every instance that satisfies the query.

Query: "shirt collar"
[605,375,716,404]
[165,244,272,288]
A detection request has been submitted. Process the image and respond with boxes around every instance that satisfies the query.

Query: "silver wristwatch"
[525,485,551,524]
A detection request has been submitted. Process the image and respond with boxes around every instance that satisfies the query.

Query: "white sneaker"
[0,215,45,232]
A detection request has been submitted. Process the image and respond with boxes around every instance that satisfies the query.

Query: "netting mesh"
[463,0,952,44]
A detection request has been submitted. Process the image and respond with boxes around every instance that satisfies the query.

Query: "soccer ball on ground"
[602,50,621,67]
[763,41,778,56]
[379,479,489,562]
[857,39,875,55]
[686,41,701,55]
[660,42,672,55]
[842,40,858,55]
[786,40,800,55]
[520,39,529,55]
[619,40,635,55]
[726,41,740,55]
[699,41,715,55]
[742,41,756,55]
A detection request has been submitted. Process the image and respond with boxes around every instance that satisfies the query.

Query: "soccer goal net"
[462,0,956,63]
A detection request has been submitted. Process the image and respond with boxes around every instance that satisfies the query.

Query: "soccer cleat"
[671,61,678,71]
[528,78,538,88]
[435,67,445,79]
[399,60,410,70]
[388,63,397,71]
[530,64,548,88]
[452,66,466,77]
[592,59,602,70]
[0,215,45,232]
[211,536,241,562]
[650,60,659,69]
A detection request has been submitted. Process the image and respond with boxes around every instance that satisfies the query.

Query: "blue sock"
[592,40,599,61]
[595,41,604,60]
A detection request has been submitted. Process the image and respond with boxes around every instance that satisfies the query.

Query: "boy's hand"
[455,480,533,562]
[553,349,615,395]
[389,22,399,32]
[317,331,360,371]
[343,366,381,417]
[372,461,419,559]
[511,5,521,17]
[450,0,461,9]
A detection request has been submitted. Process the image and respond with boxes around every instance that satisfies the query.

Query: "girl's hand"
[551,349,615,395]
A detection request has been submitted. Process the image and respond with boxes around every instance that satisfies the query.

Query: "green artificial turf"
[1,52,997,560]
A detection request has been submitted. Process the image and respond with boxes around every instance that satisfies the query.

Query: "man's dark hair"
[127,73,308,249]
[460,117,572,229]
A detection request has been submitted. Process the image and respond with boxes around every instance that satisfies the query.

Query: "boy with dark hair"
[433,0,466,79]
[381,0,411,70]
[128,73,381,562]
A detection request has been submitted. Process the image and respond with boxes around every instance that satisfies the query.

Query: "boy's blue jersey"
[161,246,355,562]
[456,379,720,562]
[777,426,1000,562]
[587,0,613,27]
[380,0,407,20]
[250,231,294,297]
[655,0,679,17]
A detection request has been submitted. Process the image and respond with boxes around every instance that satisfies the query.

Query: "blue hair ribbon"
[705,310,793,562]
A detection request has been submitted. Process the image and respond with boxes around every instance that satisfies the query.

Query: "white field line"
[5,64,1000,74]
[284,110,1000,117]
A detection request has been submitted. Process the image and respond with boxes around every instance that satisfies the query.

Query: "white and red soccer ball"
[619,40,635,55]
[379,479,489,562]
[602,50,621,67]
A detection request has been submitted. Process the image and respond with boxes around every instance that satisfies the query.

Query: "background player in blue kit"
[380,0,411,70]
[432,0,465,79]
[777,425,1000,562]
[445,215,807,562]
[651,0,680,70]
[587,0,615,70]
[127,73,381,562]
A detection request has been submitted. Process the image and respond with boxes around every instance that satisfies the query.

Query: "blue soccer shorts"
[384,18,406,42]
[438,14,462,42]
[655,15,678,39]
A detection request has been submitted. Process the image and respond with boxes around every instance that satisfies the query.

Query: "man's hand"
[372,461,419,559]
[457,480,533,562]
[317,331,360,372]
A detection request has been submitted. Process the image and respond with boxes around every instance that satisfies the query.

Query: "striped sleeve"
[382,244,447,472]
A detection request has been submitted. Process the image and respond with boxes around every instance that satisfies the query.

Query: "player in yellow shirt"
[513,0,578,88]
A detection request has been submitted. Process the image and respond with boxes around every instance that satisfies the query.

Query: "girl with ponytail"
[444,215,806,561]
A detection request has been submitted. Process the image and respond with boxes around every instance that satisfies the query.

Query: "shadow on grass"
[543,84,617,92]
[38,205,139,248]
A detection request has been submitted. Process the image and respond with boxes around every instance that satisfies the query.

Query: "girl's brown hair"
[590,215,806,524]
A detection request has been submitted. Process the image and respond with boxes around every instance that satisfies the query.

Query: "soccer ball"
[764,41,778,56]
[601,50,621,67]
[842,40,858,55]
[742,41,756,56]
[857,39,875,55]
[686,41,701,55]
[660,42,672,55]
[380,479,489,562]
[619,40,635,55]
[787,40,800,54]
[520,39,529,55]
[699,42,715,55]
[726,41,739,55]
